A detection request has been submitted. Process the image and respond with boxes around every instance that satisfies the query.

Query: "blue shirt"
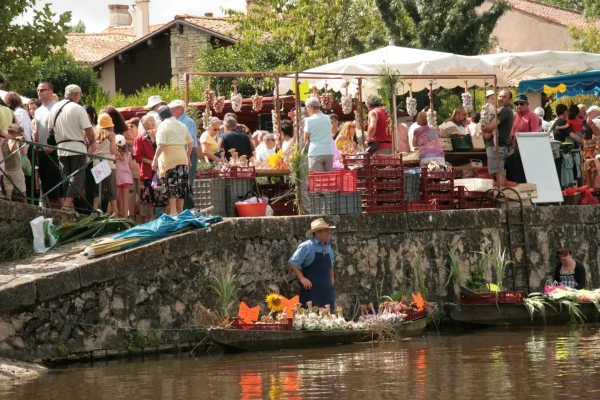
[304,113,333,157]
[289,237,335,269]
[177,113,198,148]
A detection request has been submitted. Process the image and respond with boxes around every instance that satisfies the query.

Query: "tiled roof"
[505,0,600,29]
[65,15,237,66]
[65,33,136,64]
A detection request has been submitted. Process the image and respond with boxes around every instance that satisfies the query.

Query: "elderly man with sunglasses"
[505,94,540,184]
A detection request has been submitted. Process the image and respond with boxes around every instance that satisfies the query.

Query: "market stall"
[518,70,600,98]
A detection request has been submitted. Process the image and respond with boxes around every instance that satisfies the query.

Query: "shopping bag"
[30,216,58,253]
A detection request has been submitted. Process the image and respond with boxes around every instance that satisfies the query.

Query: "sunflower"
[265,292,283,311]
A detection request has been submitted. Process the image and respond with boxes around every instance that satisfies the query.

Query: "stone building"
[481,0,600,53]
[65,1,237,95]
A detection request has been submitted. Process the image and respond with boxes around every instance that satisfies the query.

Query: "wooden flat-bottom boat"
[393,317,429,337]
[444,302,600,327]
[208,317,430,352]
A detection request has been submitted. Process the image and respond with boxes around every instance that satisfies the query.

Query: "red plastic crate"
[373,168,404,179]
[196,169,221,179]
[220,166,256,179]
[371,180,404,191]
[270,198,298,216]
[363,192,404,203]
[404,309,427,321]
[405,200,438,212]
[459,291,524,305]
[342,153,371,168]
[372,154,403,167]
[422,181,453,192]
[422,169,454,180]
[309,170,357,193]
[423,191,454,202]
[230,317,294,331]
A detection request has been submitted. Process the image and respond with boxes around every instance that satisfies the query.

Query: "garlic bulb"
[202,108,212,130]
[251,94,263,113]
[341,94,353,115]
[462,93,473,112]
[231,93,242,112]
[213,96,225,114]
[427,109,437,129]
[406,97,417,117]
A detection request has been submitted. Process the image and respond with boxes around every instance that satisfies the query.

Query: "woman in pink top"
[115,134,134,219]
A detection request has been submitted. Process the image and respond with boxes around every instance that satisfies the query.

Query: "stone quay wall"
[1,206,599,363]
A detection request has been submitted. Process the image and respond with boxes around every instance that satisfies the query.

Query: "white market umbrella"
[280,45,496,95]
[479,51,600,87]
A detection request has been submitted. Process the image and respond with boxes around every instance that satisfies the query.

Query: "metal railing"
[0,138,114,213]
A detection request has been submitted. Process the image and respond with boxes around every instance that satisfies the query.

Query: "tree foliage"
[0,0,71,91]
[549,0,600,53]
[374,0,511,55]
[68,20,86,33]
[539,0,600,18]
[194,0,388,95]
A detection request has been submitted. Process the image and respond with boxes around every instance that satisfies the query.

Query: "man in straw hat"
[289,218,336,308]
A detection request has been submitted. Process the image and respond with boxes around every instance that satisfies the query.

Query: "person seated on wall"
[554,248,586,289]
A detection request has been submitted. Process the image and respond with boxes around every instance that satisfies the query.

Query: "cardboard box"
[503,188,538,201]
[517,183,537,192]
[470,159,483,168]
[440,138,453,152]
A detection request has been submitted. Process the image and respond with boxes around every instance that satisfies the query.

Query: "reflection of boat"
[393,317,429,337]
[444,302,600,327]
[207,328,372,352]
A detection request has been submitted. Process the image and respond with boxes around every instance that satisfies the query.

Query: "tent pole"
[294,73,301,145]
[184,73,190,106]
[494,76,500,191]
[357,78,364,149]
[391,84,398,153]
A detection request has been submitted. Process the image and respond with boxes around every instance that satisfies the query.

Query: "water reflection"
[3,326,600,400]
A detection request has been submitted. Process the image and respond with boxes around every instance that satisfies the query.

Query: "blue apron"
[299,251,335,308]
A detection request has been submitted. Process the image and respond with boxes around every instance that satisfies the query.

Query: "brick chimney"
[133,0,150,38]
[204,12,213,17]
[108,4,132,27]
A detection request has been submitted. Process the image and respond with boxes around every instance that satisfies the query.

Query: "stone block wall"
[170,25,209,90]
[1,206,599,362]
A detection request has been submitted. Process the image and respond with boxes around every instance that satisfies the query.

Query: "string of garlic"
[427,109,438,129]
[406,97,417,117]
[462,92,473,113]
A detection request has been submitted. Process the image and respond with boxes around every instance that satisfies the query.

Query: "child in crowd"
[555,105,583,135]
[115,134,134,220]
[92,113,120,214]
[0,123,26,202]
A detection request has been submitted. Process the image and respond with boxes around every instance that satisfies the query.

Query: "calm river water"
[3,325,600,399]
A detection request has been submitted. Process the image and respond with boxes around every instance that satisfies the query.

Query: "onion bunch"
[251,94,263,113]
[204,89,215,109]
[271,109,279,134]
[320,93,333,110]
[406,97,417,117]
[213,96,225,114]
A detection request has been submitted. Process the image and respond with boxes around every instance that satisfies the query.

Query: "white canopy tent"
[279,46,496,95]
[479,51,600,87]
[0,90,31,105]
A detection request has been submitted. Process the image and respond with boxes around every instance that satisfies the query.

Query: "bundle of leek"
[83,237,140,258]
[55,215,135,246]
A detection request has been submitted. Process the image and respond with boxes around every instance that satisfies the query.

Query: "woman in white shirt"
[3,92,32,143]
[256,133,278,161]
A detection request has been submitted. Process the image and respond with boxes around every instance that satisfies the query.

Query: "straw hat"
[305,218,336,237]
[98,113,114,129]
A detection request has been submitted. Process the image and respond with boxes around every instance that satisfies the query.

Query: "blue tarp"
[112,210,222,248]
[519,70,600,98]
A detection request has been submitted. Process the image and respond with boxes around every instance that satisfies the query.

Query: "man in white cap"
[168,99,198,208]
[48,84,95,211]
[583,105,600,141]
[138,95,166,136]
[289,218,336,308]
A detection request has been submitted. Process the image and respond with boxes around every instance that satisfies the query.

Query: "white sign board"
[516,132,564,203]
[91,160,111,184]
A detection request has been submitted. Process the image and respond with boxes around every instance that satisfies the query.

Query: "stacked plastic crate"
[421,169,455,210]
[404,168,438,212]
[193,179,227,216]
[343,154,405,213]
[308,169,361,214]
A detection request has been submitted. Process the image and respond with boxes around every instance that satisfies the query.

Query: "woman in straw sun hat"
[288,218,336,308]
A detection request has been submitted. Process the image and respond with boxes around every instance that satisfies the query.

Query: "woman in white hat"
[138,95,166,137]
[288,218,336,308]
